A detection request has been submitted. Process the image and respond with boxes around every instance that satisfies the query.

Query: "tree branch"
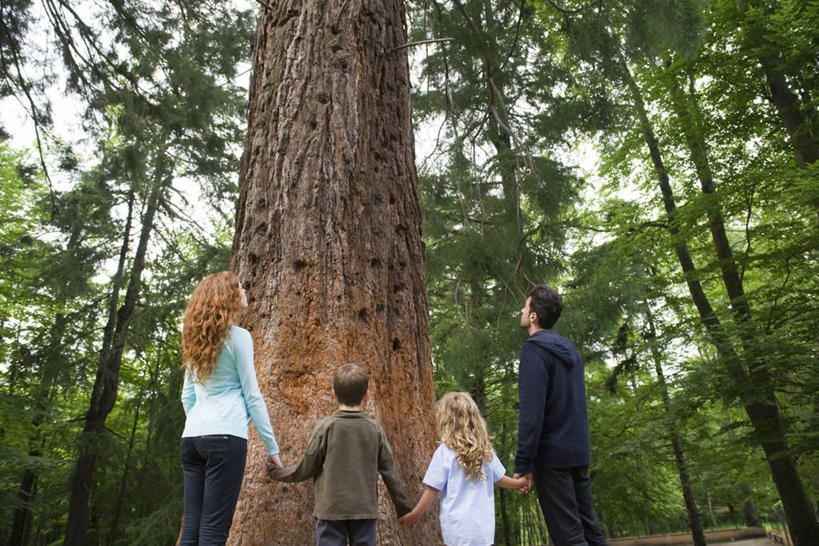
[388,37,453,53]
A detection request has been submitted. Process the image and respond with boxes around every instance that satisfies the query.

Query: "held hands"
[268,454,283,468]
[513,473,531,494]
[399,486,438,529]
[398,510,421,528]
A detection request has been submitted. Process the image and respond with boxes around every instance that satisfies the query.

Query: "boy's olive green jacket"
[268,410,413,520]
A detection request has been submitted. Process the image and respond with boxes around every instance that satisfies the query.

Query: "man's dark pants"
[316,519,377,546]
[532,465,608,546]
[180,434,247,545]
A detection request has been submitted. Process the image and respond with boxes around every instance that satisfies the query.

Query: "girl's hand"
[513,473,531,494]
[268,454,283,468]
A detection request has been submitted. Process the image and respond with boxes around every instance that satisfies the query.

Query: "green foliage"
[414,0,818,541]
[0,0,250,542]
[0,0,816,543]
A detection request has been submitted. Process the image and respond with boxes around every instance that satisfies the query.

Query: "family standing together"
[179,270,608,546]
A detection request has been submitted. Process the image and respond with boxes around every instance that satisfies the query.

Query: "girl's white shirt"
[423,443,506,546]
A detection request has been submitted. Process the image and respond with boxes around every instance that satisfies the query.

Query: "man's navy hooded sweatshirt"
[515,329,591,475]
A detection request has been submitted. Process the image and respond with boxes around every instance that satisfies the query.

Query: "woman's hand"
[268,454,283,468]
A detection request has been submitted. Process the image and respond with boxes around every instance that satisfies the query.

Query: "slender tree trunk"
[707,492,718,528]
[107,401,141,545]
[735,0,818,169]
[10,315,66,546]
[667,72,752,326]
[666,72,819,546]
[645,306,707,546]
[626,61,818,545]
[228,1,439,543]
[744,498,762,527]
[64,181,162,545]
[758,48,818,167]
[622,66,745,378]
[11,466,38,546]
[498,418,513,546]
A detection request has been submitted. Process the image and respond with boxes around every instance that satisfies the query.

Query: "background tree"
[1,1,254,544]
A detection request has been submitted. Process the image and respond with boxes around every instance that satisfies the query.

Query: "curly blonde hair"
[436,391,493,481]
[181,271,243,383]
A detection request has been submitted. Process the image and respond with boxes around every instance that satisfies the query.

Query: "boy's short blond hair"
[333,363,369,406]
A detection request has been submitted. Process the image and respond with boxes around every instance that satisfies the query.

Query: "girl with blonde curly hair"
[399,391,528,545]
[179,271,282,545]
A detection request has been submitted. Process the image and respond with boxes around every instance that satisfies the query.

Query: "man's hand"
[513,472,531,494]
[268,454,283,468]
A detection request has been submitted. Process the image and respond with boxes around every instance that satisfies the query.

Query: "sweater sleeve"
[377,428,414,517]
[515,341,549,475]
[268,422,327,482]
[233,328,279,455]
[181,371,195,415]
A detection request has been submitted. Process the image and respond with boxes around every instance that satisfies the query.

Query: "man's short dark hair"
[529,284,563,329]
[333,363,369,405]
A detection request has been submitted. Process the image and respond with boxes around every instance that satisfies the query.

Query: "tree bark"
[229,1,440,544]
[11,465,38,546]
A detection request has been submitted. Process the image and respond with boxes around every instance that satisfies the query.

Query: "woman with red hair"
[179,271,281,545]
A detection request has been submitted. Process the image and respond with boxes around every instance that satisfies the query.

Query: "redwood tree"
[228,0,440,544]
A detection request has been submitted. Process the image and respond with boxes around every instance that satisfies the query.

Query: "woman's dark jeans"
[180,434,247,546]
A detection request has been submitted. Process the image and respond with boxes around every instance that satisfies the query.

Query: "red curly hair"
[182,271,243,383]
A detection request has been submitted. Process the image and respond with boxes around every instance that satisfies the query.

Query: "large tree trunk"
[228,1,440,544]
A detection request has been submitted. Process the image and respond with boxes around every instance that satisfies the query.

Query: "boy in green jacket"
[268,363,412,545]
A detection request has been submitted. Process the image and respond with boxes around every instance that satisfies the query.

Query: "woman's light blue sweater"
[181,325,279,455]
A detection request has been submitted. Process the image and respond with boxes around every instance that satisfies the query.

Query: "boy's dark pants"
[316,519,376,546]
[532,465,608,546]
[180,435,247,545]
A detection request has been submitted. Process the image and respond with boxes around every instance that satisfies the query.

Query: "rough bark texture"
[228,1,440,544]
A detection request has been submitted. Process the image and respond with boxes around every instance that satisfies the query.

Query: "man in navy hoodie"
[514,284,607,546]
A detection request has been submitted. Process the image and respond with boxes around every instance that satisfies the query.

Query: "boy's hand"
[398,511,419,528]
[268,454,283,468]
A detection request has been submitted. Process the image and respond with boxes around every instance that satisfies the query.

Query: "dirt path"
[711,539,776,546]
